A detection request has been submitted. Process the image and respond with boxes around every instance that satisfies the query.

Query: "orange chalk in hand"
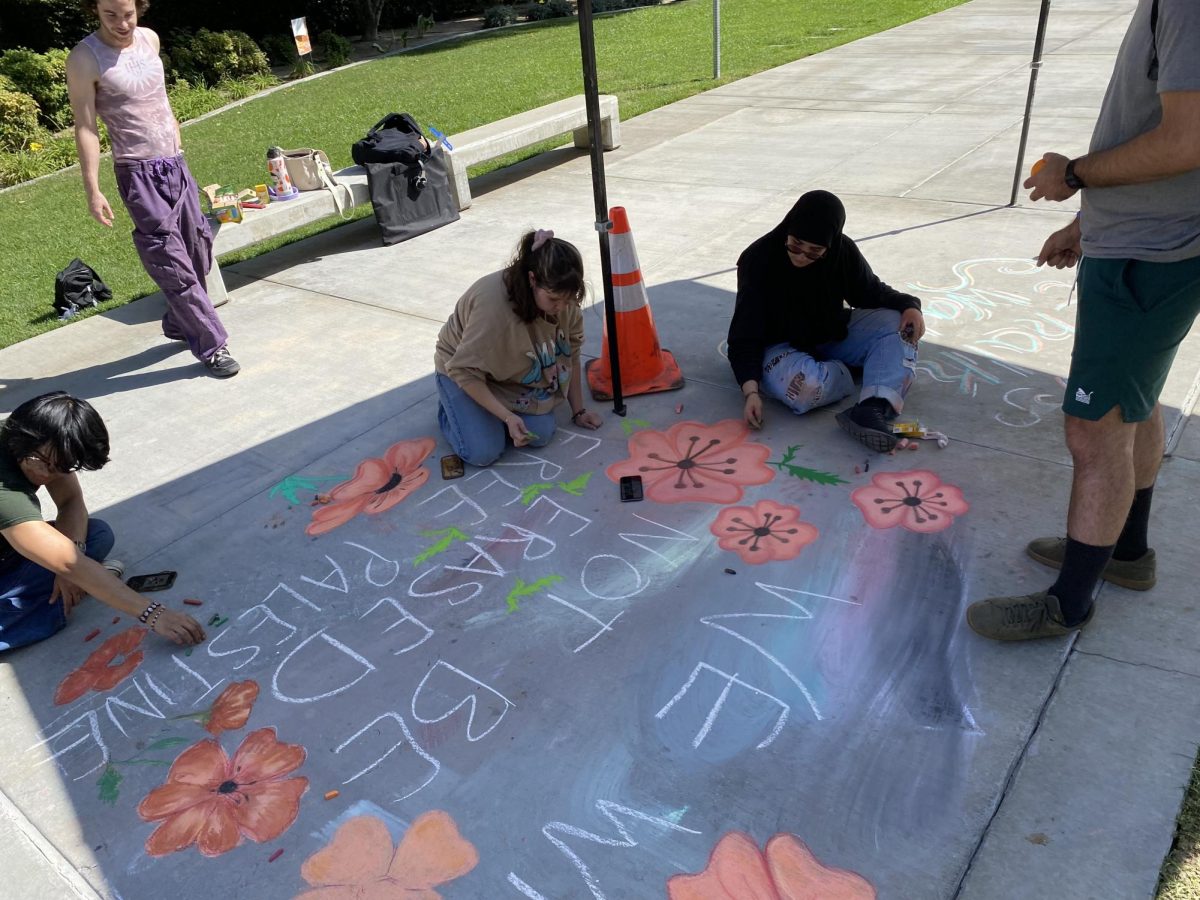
[1031,159,1046,176]
[324,790,340,801]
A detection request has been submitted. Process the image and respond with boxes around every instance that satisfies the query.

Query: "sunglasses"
[784,237,827,261]
[22,454,82,475]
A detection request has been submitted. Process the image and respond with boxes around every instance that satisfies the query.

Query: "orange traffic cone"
[586,206,685,401]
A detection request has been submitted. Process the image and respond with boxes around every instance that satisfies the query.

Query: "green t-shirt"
[0,437,42,566]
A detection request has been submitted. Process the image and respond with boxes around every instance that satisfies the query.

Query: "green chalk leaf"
[268,474,349,504]
[620,418,652,437]
[519,482,554,505]
[555,471,592,496]
[505,575,563,613]
[97,765,122,806]
[768,445,847,485]
[413,526,470,566]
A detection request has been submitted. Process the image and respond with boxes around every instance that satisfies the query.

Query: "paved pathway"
[2,1,1197,897]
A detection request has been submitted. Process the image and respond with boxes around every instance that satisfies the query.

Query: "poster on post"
[291,17,312,56]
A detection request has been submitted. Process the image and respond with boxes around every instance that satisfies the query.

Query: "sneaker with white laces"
[203,347,240,378]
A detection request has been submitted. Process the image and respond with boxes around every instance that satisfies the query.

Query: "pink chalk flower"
[606,419,774,505]
[710,499,818,564]
[850,469,969,533]
[307,438,435,536]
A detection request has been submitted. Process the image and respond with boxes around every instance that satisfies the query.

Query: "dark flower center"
[753,526,771,537]
[218,780,239,794]
[902,496,923,507]
[376,472,403,494]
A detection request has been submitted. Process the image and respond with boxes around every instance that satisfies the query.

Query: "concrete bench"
[444,94,620,210]
[206,165,369,304]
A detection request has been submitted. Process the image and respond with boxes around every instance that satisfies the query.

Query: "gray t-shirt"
[1081,0,1200,262]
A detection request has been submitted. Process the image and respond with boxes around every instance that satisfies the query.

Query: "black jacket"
[726,225,921,387]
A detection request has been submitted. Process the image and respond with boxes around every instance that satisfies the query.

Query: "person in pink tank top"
[66,0,240,378]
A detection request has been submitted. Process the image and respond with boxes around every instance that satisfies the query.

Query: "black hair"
[503,230,585,323]
[784,190,846,249]
[1,392,110,473]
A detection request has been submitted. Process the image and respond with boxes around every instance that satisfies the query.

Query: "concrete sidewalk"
[2,0,1198,897]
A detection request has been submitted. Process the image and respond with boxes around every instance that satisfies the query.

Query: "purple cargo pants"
[115,154,228,362]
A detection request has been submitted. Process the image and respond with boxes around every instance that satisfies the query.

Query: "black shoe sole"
[836,410,897,453]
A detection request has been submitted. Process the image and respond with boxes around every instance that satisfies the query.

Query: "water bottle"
[266,146,294,196]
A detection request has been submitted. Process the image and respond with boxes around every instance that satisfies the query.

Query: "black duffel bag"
[353,112,459,245]
[54,258,112,319]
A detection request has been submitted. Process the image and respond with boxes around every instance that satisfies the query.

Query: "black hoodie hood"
[783,190,846,249]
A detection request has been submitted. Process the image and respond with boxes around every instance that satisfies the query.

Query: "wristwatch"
[1065,158,1087,190]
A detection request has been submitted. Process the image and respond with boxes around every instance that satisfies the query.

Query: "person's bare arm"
[2,521,205,645]
[46,473,88,544]
[1026,91,1200,201]
[66,45,113,227]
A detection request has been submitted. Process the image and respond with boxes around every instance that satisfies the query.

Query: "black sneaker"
[204,347,240,378]
[836,401,897,453]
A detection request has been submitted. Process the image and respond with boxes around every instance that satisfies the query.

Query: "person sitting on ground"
[0,392,206,651]
[727,190,926,452]
[435,229,603,467]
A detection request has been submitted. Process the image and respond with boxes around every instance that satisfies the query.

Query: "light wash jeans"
[760,308,917,415]
[437,373,557,467]
[0,518,115,652]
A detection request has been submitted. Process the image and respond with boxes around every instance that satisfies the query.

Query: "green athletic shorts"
[1063,254,1200,422]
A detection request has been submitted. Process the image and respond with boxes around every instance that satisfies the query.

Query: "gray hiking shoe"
[966,590,1093,642]
[1026,537,1156,591]
[203,347,241,378]
[102,558,126,579]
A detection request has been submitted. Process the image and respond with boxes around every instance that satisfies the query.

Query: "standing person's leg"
[826,308,916,452]
[969,255,1200,640]
[758,342,855,415]
[436,374,508,467]
[115,158,233,374]
[0,518,116,652]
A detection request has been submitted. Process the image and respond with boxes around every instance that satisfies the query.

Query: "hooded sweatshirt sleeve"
[838,238,922,312]
[727,246,772,387]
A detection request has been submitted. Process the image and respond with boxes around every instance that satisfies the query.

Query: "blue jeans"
[0,518,115,653]
[436,373,557,467]
[760,308,917,415]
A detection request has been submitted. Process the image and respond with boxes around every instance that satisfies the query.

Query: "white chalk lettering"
[522,495,592,536]
[580,554,646,601]
[29,709,108,780]
[264,581,322,612]
[494,450,563,481]
[464,469,525,506]
[344,541,401,587]
[443,542,507,579]
[104,680,167,737]
[272,629,377,704]
[334,712,441,800]
[656,662,791,749]
[171,655,226,701]
[545,593,625,653]
[701,615,822,721]
[410,660,516,742]
[417,484,488,526]
[140,673,178,706]
[408,566,487,606]
[360,597,434,655]
[475,522,556,561]
[618,513,700,564]
[557,429,603,458]
[300,555,349,593]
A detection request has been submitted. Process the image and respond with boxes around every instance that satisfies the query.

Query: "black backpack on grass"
[54,258,112,320]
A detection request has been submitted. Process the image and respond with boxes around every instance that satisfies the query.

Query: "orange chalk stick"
[84,628,101,642]
[324,790,340,801]
[183,599,203,606]
[1031,159,1046,176]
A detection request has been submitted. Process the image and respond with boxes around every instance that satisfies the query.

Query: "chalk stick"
[207,613,221,626]
[112,617,120,624]
[84,628,101,642]
[723,568,736,575]
[324,790,340,801]
[268,849,284,863]
[184,598,203,606]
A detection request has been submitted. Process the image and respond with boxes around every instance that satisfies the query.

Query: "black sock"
[1113,484,1154,561]
[1050,538,1114,625]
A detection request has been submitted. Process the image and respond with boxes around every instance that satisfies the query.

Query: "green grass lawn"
[0,0,966,348]
[1159,754,1200,899]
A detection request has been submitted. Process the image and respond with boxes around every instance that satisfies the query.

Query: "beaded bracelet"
[571,408,588,423]
[138,600,162,624]
[148,606,166,632]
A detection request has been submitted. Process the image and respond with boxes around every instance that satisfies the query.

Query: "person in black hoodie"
[727,191,925,452]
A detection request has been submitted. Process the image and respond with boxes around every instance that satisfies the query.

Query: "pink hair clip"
[531,229,554,250]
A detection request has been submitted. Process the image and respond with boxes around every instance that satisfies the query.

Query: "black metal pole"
[1009,0,1053,206]
[577,0,626,416]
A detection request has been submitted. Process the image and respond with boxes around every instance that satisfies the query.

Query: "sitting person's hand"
[899,307,926,343]
[506,415,534,447]
[572,408,602,430]
[149,607,206,645]
[743,391,763,429]
[49,575,86,615]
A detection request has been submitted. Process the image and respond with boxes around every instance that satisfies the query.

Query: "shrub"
[0,130,80,188]
[316,32,353,68]
[166,73,278,124]
[165,29,270,87]
[259,33,298,67]
[482,5,517,28]
[527,0,573,20]
[0,48,71,129]
[0,90,41,152]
